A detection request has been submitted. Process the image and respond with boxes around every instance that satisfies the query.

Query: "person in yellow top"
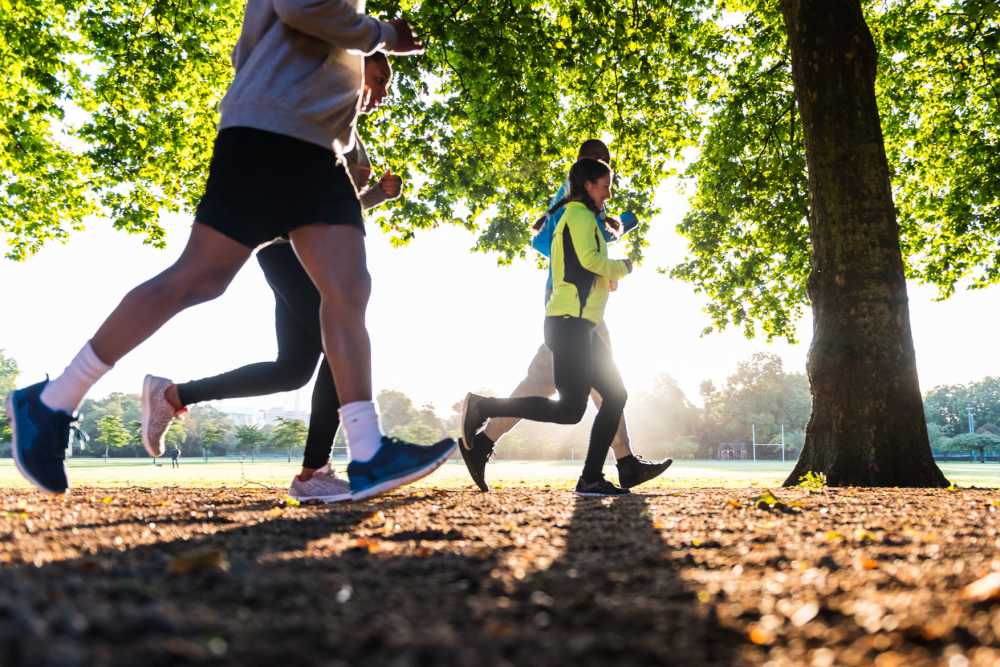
[461,158,635,496]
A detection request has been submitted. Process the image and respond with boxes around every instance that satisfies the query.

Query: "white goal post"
[752,423,786,462]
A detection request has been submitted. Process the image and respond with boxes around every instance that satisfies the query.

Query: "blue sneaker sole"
[351,440,456,501]
[6,393,66,495]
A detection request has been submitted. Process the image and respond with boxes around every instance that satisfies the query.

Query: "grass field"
[0,456,996,489]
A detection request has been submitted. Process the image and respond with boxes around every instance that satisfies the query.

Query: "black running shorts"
[194,127,364,248]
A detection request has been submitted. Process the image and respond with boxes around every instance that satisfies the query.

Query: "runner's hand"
[379,170,403,199]
[609,280,619,292]
[386,19,424,55]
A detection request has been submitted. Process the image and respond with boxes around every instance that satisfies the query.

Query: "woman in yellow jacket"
[461,158,634,496]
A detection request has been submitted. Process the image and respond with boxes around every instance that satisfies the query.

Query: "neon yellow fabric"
[546,201,630,324]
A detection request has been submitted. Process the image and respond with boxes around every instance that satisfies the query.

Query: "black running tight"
[477,316,627,482]
[176,242,339,470]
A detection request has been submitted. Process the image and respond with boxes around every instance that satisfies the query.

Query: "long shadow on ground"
[0,489,750,666]
[461,493,747,666]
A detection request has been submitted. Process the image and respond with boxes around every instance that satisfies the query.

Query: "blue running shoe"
[6,380,72,494]
[348,436,456,501]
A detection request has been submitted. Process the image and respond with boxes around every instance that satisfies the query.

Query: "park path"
[1,486,998,666]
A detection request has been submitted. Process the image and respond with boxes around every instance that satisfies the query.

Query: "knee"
[273,356,318,390]
[603,387,627,414]
[317,268,371,316]
[554,395,588,424]
[159,266,234,308]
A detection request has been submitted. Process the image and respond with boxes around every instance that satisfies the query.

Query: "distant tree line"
[2,347,999,462]
[924,378,1000,462]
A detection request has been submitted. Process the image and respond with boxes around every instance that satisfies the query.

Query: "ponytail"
[531,196,570,232]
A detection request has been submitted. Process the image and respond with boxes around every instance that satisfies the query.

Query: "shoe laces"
[313,463,343,480]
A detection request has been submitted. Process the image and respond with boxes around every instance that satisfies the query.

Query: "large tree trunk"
[780,0,948,487]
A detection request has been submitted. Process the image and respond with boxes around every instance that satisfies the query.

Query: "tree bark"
[779,0,948,486]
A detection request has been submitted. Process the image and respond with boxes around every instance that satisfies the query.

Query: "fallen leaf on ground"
[353,537,381,553]
[167,547,230,574]
[751,490,800,514]
[960,572,1000,602]
[748,624,775,645]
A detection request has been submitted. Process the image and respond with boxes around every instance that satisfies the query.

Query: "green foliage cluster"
[377,389,448,444]
[2,0,714,265]
[796,470,826,490]
[924,377,1000,436]
[672,0,998,340]
[270,417,308,461]
[924,377,1000,461]
[77,393,236,457]
[363,0,707,260]
[4,0,996,351]
[939,431,1000,461]
[234,424,266,460]
[699,352,810,456]
[671,2,809,340]
[1,0,241,258]
[879,0,1000,294]
[95,413,130,458]
[0,349,18,441]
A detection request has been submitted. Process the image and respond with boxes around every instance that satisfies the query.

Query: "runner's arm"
[359,186,389,210]
[567,209,631,280]
[273,0,398,54]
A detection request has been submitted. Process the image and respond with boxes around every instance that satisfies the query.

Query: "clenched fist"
[379,170,403,199]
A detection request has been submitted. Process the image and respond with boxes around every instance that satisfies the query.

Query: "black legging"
[477,316,627,482]
[176,242,338,470]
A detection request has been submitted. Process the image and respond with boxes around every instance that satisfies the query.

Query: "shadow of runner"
[0,490,752,667]
[470,494,749,666]
[0,491,434,667]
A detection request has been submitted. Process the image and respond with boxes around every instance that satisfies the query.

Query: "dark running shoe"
[7,380,73,494]
[617,454,673,489]
[459,432,495,492]
[575,476,630,497]
[348,436,456,501]
[460,393,487,453]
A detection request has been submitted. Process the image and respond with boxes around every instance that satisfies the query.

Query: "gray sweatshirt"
[219,0,398,154]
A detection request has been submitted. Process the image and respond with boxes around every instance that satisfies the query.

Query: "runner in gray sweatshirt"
[7,0,456,500]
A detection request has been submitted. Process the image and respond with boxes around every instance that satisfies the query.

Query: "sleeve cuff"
[359,186,390,210]
[370,20,397,53]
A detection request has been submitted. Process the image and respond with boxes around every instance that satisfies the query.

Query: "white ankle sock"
[40,341,112,415]
[339,401,383,463]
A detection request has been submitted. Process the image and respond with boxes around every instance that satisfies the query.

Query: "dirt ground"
[1,486,999,667]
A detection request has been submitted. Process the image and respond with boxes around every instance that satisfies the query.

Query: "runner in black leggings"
[461,157,635,497]
[176,240,338,471]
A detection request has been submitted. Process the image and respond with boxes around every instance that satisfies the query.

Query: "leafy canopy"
[672,0,999,340]
[2,0,996,342]
[1,0,706,263]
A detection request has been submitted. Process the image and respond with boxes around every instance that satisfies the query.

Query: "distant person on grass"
[6,0,455,498]
[142,54,403,504]
[462,157,644,497]
[459,140,672,493]
[170,445,180,469]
